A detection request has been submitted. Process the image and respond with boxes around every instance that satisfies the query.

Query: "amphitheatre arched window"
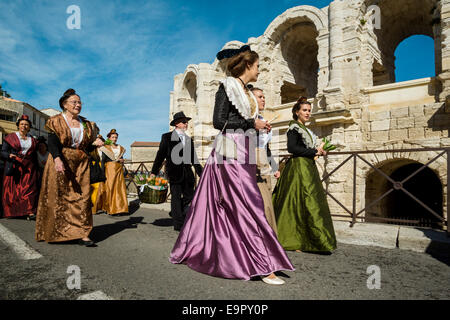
[182,72,197,103]
[394,35,435,82]
[365,0,440,86]
[279,21,319,102]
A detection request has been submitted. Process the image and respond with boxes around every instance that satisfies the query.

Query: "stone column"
[324,0,345,110]
[438,0,450,112]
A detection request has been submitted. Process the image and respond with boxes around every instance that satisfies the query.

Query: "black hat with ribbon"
[216,44,251,61]
[170,111,192,126]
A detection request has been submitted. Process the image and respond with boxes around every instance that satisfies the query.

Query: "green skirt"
[272,156,337,252]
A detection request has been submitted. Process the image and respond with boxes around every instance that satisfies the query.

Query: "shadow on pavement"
[90,216,146,243]
[152,218,174,227]
[128,199,141,215]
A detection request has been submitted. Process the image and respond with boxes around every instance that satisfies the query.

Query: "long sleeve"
[47,133,63,159]
[287,130,317,159]
[213,84,255,131]
[151,134,168,175]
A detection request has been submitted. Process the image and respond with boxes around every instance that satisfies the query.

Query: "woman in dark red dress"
[1,115,39,220]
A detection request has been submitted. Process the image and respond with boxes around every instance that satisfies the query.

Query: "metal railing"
[279,147,450,235]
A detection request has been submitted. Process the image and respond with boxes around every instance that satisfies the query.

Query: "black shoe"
[173,225,182,231]
[78,239,96,247]
[27,214,36,221]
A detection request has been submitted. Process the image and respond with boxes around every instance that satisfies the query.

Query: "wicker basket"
[138,185,168,204]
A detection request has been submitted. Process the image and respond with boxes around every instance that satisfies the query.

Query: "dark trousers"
[170,166,195,229]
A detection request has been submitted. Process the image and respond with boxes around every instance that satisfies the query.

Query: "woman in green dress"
[272,97,337,253]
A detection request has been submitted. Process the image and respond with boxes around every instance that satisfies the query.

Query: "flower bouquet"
[314,137,337,160]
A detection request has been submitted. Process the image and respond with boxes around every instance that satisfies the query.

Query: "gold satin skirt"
[102,161,128,215]
[91,181,105,214]
[35,149,93,242]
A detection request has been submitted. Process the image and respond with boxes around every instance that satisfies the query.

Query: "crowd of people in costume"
[1,45,336,285]
[0,89,129,247]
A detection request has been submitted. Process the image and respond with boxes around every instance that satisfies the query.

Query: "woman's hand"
[254,119,268,131]
[54,157,65,173]
[9,154,17,160]
[93,138,104,147]
[274,171,280,179]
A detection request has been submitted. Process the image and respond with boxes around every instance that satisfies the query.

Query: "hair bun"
[64,88,76,96]
[107,129,118,138]
[298,96,308,103]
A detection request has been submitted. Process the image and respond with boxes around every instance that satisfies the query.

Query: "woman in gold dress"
[100,129,128,215]
[35,89,104,247]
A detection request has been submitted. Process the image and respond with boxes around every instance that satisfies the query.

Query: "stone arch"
[365,158,444,228]
[361,0,440,85]
[180,65,199,102]
[264,5,329,103]
[175,65,199,129]
[264,5,328,43]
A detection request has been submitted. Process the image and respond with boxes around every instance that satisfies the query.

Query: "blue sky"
[0,0,435,157]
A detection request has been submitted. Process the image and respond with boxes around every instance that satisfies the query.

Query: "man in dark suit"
[151,111,203,231]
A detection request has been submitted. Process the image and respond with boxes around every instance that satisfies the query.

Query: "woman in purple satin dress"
[169,45,294,285]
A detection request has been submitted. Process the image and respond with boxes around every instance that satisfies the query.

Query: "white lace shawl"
[221,77,258,120]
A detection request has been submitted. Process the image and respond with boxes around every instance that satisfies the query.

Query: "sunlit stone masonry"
[169,0,450,229]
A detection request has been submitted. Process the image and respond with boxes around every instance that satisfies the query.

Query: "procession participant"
[150,111,203,231]
[35,89,104,247]
[272,97,337,253]
[170,45,294,285]
[100,129,128,215]
[1,114,39,220]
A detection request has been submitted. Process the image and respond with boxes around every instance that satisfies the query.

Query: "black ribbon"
[216,45,251,60]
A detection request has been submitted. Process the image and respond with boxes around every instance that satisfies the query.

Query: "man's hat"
[170,111,191,126]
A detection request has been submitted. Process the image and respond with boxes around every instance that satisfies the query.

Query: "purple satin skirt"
[169,133,295,280]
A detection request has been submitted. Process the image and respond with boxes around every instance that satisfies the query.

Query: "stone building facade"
[128,141,160,171]
[0,96,52,142]
[169,0,450,229]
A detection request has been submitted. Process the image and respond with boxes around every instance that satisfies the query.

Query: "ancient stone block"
[425,127,442,138]
[369,110,391,121]
[391,107,409,118]
[371,131,389,142]
[408,128,425,140]
[397,117,414,129]
[389,129,408,140]
[409,105,424,117]
[371,119,390,131]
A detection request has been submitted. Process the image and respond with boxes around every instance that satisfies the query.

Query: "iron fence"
[279,147,449,235]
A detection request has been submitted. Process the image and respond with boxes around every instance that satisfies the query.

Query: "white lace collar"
[221,77,258,120]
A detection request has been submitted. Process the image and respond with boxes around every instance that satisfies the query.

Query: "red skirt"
[2,157,38,218]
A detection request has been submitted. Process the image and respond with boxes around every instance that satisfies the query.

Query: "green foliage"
[322,137,337,151]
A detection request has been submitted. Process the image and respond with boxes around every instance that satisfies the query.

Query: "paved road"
[1,205,449,300]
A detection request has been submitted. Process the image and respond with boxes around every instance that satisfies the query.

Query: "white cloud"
[0,0,227,157]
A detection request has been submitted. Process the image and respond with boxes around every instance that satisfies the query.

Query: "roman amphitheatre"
[169,0,450,231]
